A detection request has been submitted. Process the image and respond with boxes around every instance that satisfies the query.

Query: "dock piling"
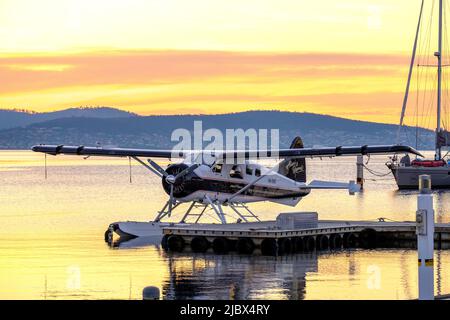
[417,175,434,300]
[356,155,364,189]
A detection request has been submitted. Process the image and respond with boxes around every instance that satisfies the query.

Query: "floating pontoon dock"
[161,219,450,255]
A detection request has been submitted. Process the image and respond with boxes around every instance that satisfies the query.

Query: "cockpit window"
[230,165,244,179]
[255,168,261,177]
[246,166,253,175]
[212,163,223,173]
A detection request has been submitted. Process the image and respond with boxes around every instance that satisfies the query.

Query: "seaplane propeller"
[147,160,200,215]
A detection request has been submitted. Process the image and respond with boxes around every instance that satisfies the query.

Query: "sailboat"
[387,0,450,189]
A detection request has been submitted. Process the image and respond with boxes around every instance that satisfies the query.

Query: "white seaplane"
[32,138,421,240]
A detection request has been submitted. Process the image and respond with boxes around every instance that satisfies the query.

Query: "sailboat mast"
[436,0,443,160]
[398,0,424,134]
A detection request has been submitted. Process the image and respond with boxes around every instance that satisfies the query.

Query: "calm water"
[1,150,450,299]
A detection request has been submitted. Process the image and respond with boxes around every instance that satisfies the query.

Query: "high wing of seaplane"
[32,137,421,227]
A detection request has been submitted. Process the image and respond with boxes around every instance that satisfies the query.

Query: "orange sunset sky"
[0,0,445,124]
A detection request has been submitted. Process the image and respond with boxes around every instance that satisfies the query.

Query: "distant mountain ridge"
[0,107,137,130]
[0,108,434,150]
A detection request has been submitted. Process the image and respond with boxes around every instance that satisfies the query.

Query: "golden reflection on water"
[1,150,450,299]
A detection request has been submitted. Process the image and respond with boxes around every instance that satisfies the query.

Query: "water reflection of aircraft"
[32,139,420,238]
[110,235,162,249]
[108,237,317,299]
[161,252,318,300]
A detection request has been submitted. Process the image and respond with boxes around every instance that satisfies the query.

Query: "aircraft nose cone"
[166,175,176,184]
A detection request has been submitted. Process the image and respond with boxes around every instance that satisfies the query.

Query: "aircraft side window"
[246,166,253,176]
[230,165,243,179]
[255,168,261,177]
[212,163,223,173]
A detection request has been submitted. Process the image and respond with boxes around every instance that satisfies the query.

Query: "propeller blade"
[175,164,200,182]
[147,159,168,177]
[168,184,174,216]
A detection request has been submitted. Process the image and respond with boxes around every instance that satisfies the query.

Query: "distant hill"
[0,107,137,130]
[0,109,433,150]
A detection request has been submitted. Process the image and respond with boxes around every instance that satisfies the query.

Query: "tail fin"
[278,136,306,182]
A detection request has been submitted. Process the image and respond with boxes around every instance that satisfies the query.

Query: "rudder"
[278,136,306,182]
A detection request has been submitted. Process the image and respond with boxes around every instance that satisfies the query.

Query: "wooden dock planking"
[163,220,450,238]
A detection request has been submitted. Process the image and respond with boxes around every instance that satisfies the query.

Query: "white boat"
[387,0,450,189]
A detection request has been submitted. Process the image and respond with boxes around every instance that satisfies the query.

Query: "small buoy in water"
[143,286,160,300]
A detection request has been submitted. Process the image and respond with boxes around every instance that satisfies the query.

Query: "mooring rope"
[362,164,392,177]
[364,178,393,181]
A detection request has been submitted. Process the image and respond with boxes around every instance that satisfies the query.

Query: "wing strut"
[131,156,162,177]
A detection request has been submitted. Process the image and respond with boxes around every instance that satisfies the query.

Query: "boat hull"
[390,165,450,189]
